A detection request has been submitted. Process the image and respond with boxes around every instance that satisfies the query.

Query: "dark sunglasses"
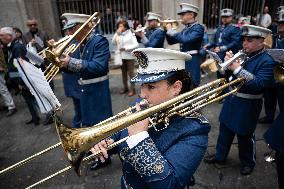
[28,23,37,27]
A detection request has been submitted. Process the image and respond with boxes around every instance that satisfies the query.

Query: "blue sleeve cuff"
[166,29,178,37]
[123,137,171,181]
[68,57,83,72]
[236,68,255,82]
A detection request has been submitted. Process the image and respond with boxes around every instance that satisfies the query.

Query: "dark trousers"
[216,123,256,168]
[121,59,135,92]
[21,87,40,122]
[263,86,284,119]
[72,97,82,128]
[276,152,284,189]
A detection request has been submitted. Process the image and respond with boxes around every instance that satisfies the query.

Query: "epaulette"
[185,111,209,124]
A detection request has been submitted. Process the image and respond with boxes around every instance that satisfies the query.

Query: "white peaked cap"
[177,3,199,15]
[241,24,272,38]
[220,8,234,17]
[61,13,90,30]
[146,12,162,21]
[130,48,192,83]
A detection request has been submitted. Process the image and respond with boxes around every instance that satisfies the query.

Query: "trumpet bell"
[200,58,218,73]
[274,65,284,85]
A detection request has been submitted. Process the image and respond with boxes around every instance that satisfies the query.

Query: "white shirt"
[260,13,272,28]
[112,29,139,60]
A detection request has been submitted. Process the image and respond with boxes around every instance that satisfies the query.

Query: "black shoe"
[203,154,226,164]
[258,116,273,124]
[25,119,40,126]
[43,117,53,125]
[25,119,34,125]
[90,157,111,171]
[6,108,17,117]
[240,166,253,175]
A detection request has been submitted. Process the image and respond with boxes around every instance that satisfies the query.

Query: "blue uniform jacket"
[72,34,113,126]
[264,35,284,157]
[209,24,242,60]
[264,112,284,156]
[61,42,81,98]
[6,40,27,84]
[144,28,166,48]
[219,50,276,134]
[110,115,210,189]
[166,23,204,86]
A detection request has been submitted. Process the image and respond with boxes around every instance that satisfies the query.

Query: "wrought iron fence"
[56,0,150,34]
[203,0,265,29]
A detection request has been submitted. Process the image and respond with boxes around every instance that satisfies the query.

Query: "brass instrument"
[43,12,100,82]
[160,19,181,30]
[1,78,245,188]
[134,25,147,33]
[274,65,284,85]
[200,58,218,73]
[205,50,247,73]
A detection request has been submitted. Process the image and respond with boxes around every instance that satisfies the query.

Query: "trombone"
[42,12,101,82]
[0,77,244,188]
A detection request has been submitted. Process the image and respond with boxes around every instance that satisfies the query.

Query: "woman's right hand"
[90,139,114,163]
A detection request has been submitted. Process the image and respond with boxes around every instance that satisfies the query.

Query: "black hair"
[13,27,22,35]
[116,19,130,30]
[166,70,191,94]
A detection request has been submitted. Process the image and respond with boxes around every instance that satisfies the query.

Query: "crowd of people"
[0,2,284,189]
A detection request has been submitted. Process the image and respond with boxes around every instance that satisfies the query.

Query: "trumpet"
[205,50,247,73]
[160,19,181,30]
[134,25,147,33]
[0,78,245,188]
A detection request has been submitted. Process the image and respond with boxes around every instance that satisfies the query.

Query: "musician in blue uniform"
[60,14,113,127]
[91,48,211,189]
[204,25,276,175]
[60,13,85,128]
[264,48,284,189]
[207,9,242,61]
[166,3,204,88]
[136,12,166,48]
[259,9,284,124]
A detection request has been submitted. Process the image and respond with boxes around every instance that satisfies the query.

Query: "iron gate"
[56,0,150,34]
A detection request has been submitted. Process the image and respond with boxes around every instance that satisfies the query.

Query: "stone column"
[0,0,28,32]
[23,0,61,39]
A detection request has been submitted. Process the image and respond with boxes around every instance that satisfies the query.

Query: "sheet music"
[13,58,61,114]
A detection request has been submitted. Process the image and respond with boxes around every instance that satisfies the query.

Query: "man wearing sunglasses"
[23,19,50,53]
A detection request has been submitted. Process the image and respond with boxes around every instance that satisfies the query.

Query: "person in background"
[91,48,211,189]
[0,44,17,117]
[204,25,276,175]
[166,3,204,88]
[13,27,23,44]
[259,6,272,28]
[205,8,242,82]
[22,18,50,53]
[259,9,284,124]
[0,27,40,125]
[60,13,113,170]
[135,12,166,48]
[264,48,284,189]
[112,20,139,97]
[22,18,54,125]
[60,13,84,128]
